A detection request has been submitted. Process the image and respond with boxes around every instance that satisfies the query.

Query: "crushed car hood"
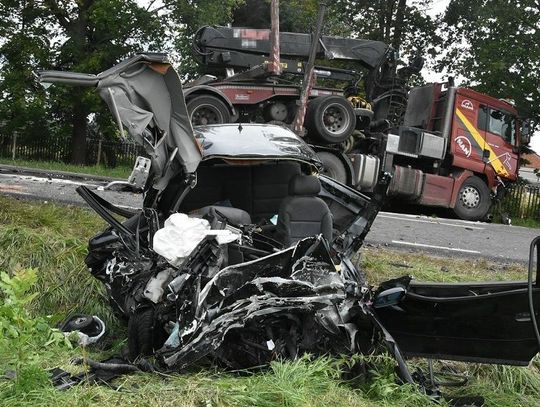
[37,53,202,191]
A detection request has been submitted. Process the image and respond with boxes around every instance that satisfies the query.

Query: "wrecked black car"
[81,122,381,370]
[38,53,540,388]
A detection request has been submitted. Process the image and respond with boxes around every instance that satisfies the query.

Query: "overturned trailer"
[38,54,540,393]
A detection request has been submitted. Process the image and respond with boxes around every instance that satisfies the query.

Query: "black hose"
[528,236,540,350]
[72,357,140,374]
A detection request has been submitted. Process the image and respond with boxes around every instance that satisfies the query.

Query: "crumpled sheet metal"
[157,236,363,370]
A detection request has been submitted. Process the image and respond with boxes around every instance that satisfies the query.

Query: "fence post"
[96,139,102,166]
[11,131,17,161]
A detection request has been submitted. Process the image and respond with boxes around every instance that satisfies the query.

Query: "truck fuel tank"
[349,153,380,192]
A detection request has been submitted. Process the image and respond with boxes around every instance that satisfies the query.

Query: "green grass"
[359,247,528,284]
[509,217,540,228]
[0,158,132,179]
[1,195,539,406]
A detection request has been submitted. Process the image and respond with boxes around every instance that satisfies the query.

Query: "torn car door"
[37,53,202,200]
[375,279,540,366]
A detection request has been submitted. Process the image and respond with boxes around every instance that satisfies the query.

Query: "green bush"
[0,269,71,398]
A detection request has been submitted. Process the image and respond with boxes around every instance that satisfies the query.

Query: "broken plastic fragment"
[59,315,106,346]
[144,269,171,303]
[164,322,181,348]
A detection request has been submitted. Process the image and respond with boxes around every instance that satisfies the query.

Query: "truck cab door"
[451,93,487,174]
[478,105,518,181]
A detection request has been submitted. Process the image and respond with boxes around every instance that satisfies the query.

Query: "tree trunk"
[70,95,88,165]
[392,0,407,50]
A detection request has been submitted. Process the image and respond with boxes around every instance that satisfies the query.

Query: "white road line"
[378,214,485,230]
[378,211,486,226]
[391,240,481,254]
[0,173,102,188]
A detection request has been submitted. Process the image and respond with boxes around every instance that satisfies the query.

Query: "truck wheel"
[187,95,231,126]
[305,95,355,144]
[453,176,491,221]
[317,151,347,184]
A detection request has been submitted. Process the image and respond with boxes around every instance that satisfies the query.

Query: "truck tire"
[305,95,355,144]
[317,151,347,184]
[187,95,231,126]
[453,176,491,221]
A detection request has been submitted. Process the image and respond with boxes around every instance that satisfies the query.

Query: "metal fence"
[499,183,540,220]
[0,133,145,167]
[2,131,540,220]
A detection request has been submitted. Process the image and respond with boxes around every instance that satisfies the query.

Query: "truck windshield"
[478,105,517,145]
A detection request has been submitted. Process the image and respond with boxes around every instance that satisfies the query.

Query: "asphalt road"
[369,212,538,263]
[1,171,538,264]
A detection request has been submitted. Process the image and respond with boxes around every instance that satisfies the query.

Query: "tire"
[61,315,94,332]
[305,95,355,144]
[453,176,491,221]
[317,151,348,184]
[187,95,231,126]
[127,308,160,360]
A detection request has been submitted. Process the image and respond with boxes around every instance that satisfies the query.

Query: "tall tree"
[0,0,164,164]
[0,1,52,145]
[170,0,245,78]
[438,0,540,129]
[232,0,320,32]
[330,0,439,60]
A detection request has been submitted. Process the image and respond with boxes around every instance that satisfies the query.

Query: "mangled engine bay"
[38,54,540,394]
[80,151,383,371]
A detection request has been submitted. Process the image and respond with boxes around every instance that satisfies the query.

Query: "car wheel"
[187,95,231,126]
[128,308,159,360]
[305,95,355,144]
[453,176,491,221]
[317,151,348,184]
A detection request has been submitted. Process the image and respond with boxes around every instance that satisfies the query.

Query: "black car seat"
[276,174,332,246]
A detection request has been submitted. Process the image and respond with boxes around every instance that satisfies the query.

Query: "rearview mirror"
[373,286,406,308]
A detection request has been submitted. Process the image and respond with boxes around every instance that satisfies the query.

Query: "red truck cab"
[386,84,524,220]
[451,87,519,183]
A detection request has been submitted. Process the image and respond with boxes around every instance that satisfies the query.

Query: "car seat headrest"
[288,174,321,196]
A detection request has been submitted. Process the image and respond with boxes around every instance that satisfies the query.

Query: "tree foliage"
[171,0,245,78]
[232,0,320,32]
[439,0,540,128]
[0,1,52,145]
[0,0,165,164]
[330,0,439,61]
[2,0,539,165]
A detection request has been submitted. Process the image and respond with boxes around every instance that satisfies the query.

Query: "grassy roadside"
[0,158,132,179]
[0,195,539,406]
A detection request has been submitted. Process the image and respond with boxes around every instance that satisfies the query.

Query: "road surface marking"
[378,214,484,230]
[391,240,481,254]
[0,173,102,188]
[378,211,487,226]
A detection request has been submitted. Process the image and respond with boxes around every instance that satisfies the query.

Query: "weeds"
[0,195,539,406]
[0,269,72,399]
[0,158,132,179]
